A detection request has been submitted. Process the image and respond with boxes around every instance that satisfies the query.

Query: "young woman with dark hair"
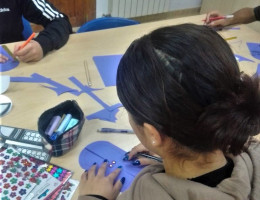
[78,24,260,200]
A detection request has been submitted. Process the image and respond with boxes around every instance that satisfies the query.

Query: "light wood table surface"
[1,14,260,199]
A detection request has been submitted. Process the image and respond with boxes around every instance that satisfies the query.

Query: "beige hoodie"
[78,141,260,200]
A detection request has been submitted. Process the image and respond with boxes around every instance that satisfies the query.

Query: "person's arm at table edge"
[22,0,72,56]
[227,7,258,26]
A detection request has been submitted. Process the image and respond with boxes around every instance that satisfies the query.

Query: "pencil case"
[38,100,85,157]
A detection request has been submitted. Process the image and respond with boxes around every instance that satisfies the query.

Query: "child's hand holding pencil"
[204,11,234,27]
[13,32,44,62]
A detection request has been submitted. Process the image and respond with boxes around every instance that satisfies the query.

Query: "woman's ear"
[143,123,162,147]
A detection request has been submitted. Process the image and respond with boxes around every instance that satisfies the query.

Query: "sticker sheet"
[56,179,79,200]
[0,147,62,200]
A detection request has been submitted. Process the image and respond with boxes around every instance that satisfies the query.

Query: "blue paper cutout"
[0,46,19,72]
[10,73,123,122]
[79,141,144,192]
[93,55,122,87]
[69,76,106,107]
[10,73,80,96]
[234,54,254,63]
[247,43,260,60]
[69,76,122,122]
[86,103,122,122]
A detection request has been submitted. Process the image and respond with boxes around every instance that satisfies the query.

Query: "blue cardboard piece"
[10,73,80,96]
[234,54,254,63]
[247,42,260,60]
[86,103,122,122]
[93,55,122,87]
[79,141,144,192]
[0,46,19,72]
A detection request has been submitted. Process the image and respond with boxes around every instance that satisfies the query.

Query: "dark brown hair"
[117,24,260,155]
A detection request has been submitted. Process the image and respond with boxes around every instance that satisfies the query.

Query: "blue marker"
[65,118,79,131]
[56,114,72,134]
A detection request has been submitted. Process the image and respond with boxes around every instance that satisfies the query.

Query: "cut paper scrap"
[69,76,122,122]
[93,54,123,87]
[10,73,80,96]
[0,45,20,72]
[69,76,105,107]
[79,141,145,192]
[86,103,122,122]
[247,42,260,60]
[234,54,254,63]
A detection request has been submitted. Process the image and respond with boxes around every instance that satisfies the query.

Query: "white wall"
[96,0,202,18]
[169,0,202,11]
[96,0,109,18]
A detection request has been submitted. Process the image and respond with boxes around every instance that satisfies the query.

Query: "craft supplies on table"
[0,125,51,162]
[0,146,77,200]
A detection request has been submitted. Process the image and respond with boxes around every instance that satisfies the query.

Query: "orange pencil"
[18,32,36,50]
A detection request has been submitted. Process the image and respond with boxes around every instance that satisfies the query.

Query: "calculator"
[0,125,51,162]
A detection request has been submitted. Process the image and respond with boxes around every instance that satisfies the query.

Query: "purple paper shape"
[247,43,260,60]
[0,46,19,72]
[234,54,254,63]
[69,76,107,108]
[11,73,80,96]
[79,141,144,192]
[86,103,122,122]
[70,76,123,122]
[93,55,122,87]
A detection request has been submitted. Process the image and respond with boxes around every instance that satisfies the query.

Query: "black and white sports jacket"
[0,0,72,55]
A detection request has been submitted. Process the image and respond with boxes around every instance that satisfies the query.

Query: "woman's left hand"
[78,162,124,200]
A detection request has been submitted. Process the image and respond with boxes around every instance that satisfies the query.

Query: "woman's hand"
[79,162,124,200]
[124,143,161,166]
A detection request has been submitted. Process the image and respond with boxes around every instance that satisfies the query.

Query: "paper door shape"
[79,141,144,192]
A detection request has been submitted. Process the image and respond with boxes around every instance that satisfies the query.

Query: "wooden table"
[1,14,260,199]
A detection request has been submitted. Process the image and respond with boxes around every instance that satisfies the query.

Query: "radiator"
[109,0,170,18]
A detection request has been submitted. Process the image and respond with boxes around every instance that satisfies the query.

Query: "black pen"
[97,128,134,133]
[136,152,163,163]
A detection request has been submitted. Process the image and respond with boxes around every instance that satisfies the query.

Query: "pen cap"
[38,100,85,157]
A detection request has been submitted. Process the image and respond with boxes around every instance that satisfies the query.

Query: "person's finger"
[205,11,221,24]
[80,170,88,181]
[128,145,148,160]
[113,177,125,194]
[209,19,226,27]
[87,163,97,179]
[97,160,108,177]
[107,167,121,181]
[13,44,20,54]
[0,54,8,63]
[136,157,159,166]
[17,53,34,63]
[14,45,31,57]
[204,13,209,25]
